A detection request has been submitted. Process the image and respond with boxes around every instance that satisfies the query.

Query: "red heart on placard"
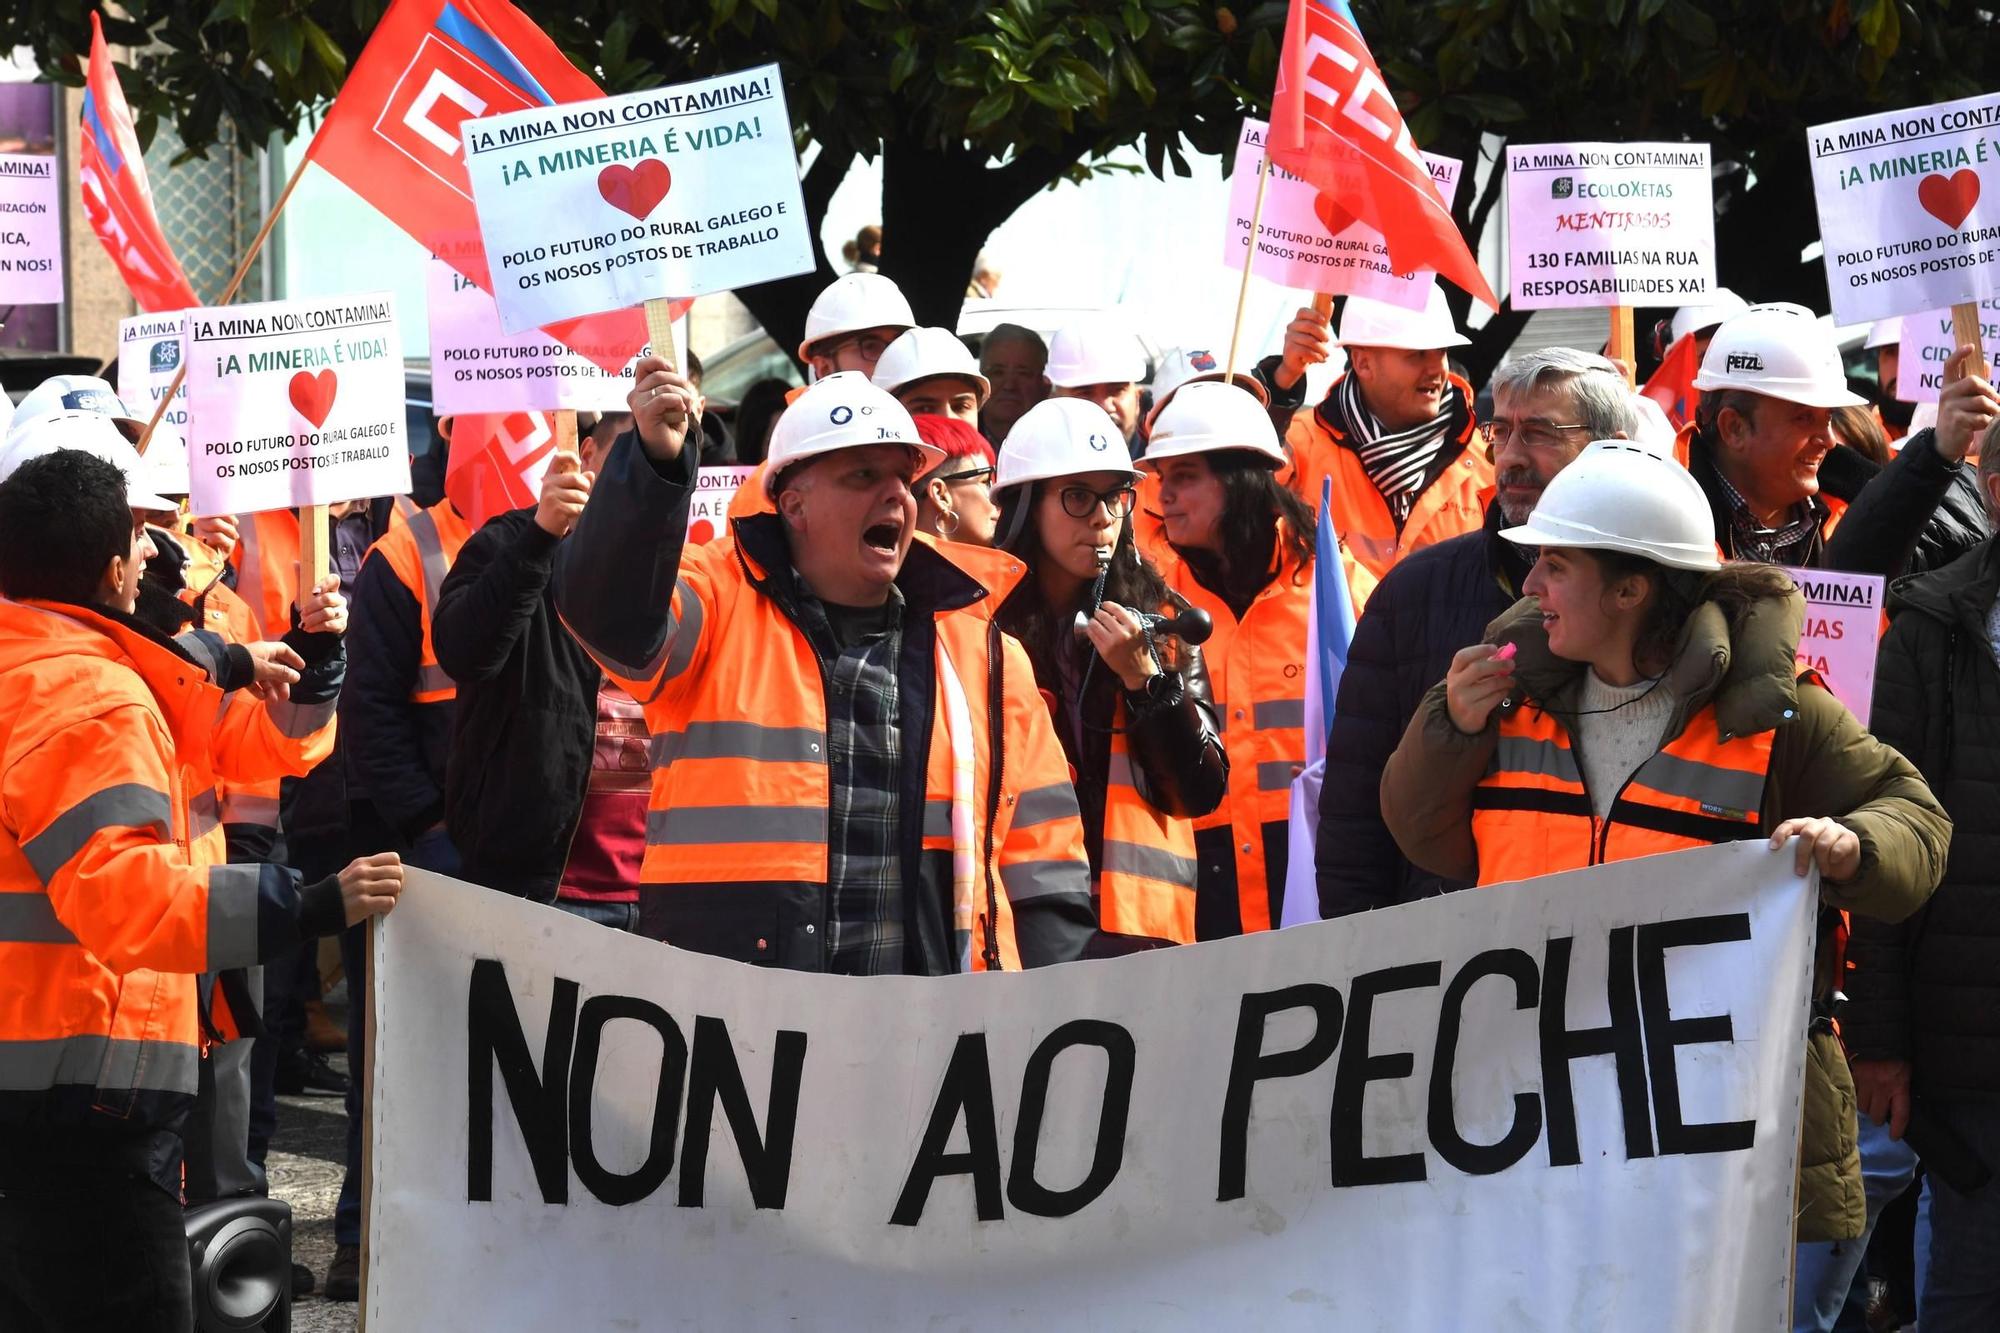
[1313,192,1357,237]
[288,369,337,428]
[1917,169,1981,230]
[597,159,673,220]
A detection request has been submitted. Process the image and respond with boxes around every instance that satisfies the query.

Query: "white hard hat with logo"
[1691,302,1866,409]
[1335,282,1470,351]
[870,327,990,401]
[1044,317,1147,388]
[0,410,180,512]
[1669,288,1750,344]
[992,397,1139,495]
[1139,381,1287,470]
[1145,345,1270,427]
[1500,439,1719,572]
[10,374,148,440]
[761,372,943,496]
[796,273,916,361]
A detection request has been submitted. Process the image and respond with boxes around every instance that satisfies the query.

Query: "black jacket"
[433,509,600,902]
[1822,427,1990,579]
[342,548,455,844]
[1846,536,2000,1101]
[1316,503,1528,917]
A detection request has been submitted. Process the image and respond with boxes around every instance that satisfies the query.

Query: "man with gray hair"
[1317,347,1638,917]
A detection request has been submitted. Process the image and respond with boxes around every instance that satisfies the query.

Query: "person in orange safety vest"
[0,434,404,1331]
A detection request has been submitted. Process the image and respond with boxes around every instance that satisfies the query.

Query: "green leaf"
[888,43,922,91]
[965,86,1015,133]
[299,18,346,78]
[750,0,778,20]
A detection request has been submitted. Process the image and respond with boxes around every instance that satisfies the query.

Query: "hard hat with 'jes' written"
[796,273,916,361]
[761,372,943,496]
[1500,439,1720,572]
[1335,283,1470,351]
[871,327,990,401]
[1044,316,1146,388]
[0,410,181,513]
[992,397,1139,495]
[1691,302,1867,410]
[1139,381,1287,470]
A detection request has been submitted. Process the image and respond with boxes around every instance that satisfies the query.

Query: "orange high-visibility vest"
[0,598,336,1120]
[1154,527,1312,935]
[575,527,1091,972]
[231,498,420,632]
[1470,695,1776,885]
[366,499,472,703]
[1283,374,1490,612]
[1097,711,1198,943]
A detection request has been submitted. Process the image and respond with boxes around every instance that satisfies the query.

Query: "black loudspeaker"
[185,1195,293,1332]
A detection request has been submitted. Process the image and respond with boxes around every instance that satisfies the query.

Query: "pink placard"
[1785,566,1883,724]
[0,155,62,304]
[1223,119,1461,310]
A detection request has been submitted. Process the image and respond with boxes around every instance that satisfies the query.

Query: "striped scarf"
[1337,372,1454,527]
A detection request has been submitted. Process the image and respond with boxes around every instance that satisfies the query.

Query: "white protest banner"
[118,312,191,491]
[1809,94,2000,327]
[427,257,641,415]
[1506,142,1716,310]
[1223,119,1462,310]
[1893,297,2000,402]
[183,292,410,517]
[0,154,61,303]
[369,842,1813,1331]
[687,464,755,545]
[463,65,813,333]
[1785,566,1884,725]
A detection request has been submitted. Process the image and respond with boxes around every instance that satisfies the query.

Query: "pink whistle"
[1492,642,1517,662]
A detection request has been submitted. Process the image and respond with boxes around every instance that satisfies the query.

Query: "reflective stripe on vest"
[1096,733,1197,943]
[377,502,469,704]
[1470,700,1774,886]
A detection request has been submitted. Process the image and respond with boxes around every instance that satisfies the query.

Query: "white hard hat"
[1864,318,1902,351]
[761,372,942,496]
[1669,289,1750,345]
[137,426,192,499]
[0,410,180,512]
[1146,345,1270,427]
[796,273,915,361]
[992,397,1140,494]
[1139,381,1287,470]
[1335,283,1470,351]
[1627,392,1679,457]
[1044,317,1146,388]
[1500,440,1720,572]
[10,374,148,441]
[870,326,990,401]
[1691,302,1867,410]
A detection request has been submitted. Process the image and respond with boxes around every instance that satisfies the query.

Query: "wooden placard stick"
[644,298,680,374]
[1605,305,1637,387]
[296,502,330,598]
[550,408,580,475]
[1952,301,1991,382]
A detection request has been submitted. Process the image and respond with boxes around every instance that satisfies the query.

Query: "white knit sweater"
[1573,670,1677,819]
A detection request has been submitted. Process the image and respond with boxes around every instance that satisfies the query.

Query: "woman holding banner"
[1138,382,1319,941]
[1380,439,1949,1245]
[991,398,1225,946]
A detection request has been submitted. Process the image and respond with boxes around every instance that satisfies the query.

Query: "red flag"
[1267,0,1498,310]
[79,13,199,313]
[304,0,659,370]
[1642,331,1702,429]
[444,410,557,528]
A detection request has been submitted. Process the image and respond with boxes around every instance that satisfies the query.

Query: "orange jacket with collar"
[553,436,1099,973]
[1152,523,1313,938]
[1282,373,1490,611]
[364,499,472,703]
[230,497,420,633]
[0,598,341,1187]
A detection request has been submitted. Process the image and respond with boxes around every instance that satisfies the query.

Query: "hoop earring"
[936,509,962,538]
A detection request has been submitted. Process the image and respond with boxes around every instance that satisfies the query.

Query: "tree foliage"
[7,1,1994,372]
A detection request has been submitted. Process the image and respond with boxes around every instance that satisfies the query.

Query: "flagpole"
[136,149,314,456]
[1224,152,1274,381]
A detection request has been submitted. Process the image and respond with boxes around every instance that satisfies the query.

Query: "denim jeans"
[555,897,640,931]
[1920,1098,2000,1331]
[335,825,460,1248]
[1793,1112,1918,1332]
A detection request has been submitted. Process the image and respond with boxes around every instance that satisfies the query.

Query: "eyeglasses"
[826,332,892,362]
[1058,483,1137,519]
[942,466,995,487]
[1477,418,1593,452]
